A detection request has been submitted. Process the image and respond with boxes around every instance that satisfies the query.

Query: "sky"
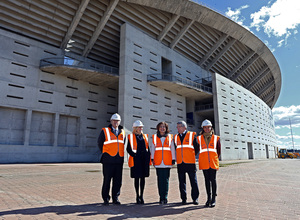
[193,0,300,150]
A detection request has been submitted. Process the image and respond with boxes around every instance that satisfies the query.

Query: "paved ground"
[0,159,299,220]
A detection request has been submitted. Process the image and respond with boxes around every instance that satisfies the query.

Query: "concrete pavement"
[0,159,299,219]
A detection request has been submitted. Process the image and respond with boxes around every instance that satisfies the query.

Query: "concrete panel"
[213,73,276,160]
[119,23,211,134]
[0,29,117,163]
[0,107,26,145]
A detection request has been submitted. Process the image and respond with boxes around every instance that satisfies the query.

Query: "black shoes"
[211,196,216,207]
[136,196,144,204]
[210,195,216,207]
[159,199,168,204]
[211,201,216,207]
[205,194,211,207]
[140,197,144,204]
[103,196,121,205]
[113,199,121,205]
[205,194,216,207]
[103,196,110,206]
[205,199,211,207]
[182,199,198,205]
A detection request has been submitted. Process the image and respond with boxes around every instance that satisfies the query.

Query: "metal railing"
[40,57,119,75]
[147,74,212,93]
[195,103,213,111]
[194,75,212,84]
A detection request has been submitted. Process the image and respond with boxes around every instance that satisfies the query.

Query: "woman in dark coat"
[127,120,151,204]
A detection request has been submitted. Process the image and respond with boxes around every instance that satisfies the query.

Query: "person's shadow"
[0,202,206,219]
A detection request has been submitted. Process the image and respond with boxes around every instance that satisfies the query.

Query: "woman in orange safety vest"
[127,120,151,204]
[197,119,221,208]
[150,121,175,204]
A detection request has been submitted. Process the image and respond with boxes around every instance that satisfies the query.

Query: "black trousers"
[102,163,123,202]
[178,170,199,201]
[203,168,217,196]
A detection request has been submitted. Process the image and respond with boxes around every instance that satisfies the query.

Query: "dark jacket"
[98,124,125,164]
[127,134,151,178]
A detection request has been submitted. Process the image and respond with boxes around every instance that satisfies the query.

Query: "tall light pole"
[289,117,295,152]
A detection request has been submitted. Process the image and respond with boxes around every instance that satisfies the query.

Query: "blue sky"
[193,0,300,150]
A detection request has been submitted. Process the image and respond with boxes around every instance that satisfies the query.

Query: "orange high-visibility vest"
[197,134,220,170]
[128,133,149,168]
[102,127,125,157]
[174,131,196,164]
[152,134,173,166]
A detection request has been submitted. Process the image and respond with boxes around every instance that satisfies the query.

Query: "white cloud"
[225,5,250,30]
[275,138,300,149]
[277,39,284,47]
[250,0,300,45]
[273,105,300,149]
[276,134,288,139]
[272,105,300,119]
[276,134,300,140]
[293,135,300,139]
[264,40,276,52]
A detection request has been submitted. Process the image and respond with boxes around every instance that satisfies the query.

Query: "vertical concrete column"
[24,109,32,146]
[212,72,220,135]
[118,23,133,132]
[53,113,59,147]
[212,72,223,160]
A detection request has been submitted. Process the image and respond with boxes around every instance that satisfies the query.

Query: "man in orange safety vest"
[174,120,200,205]
[98,113,126,206]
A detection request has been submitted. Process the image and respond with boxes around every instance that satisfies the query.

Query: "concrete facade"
[119,23,212,134]
[0,24,277,163]
[0,29,118,163]
[213,73,276,160]
[0,0,280,163]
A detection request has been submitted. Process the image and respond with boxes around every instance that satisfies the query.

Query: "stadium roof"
[0,0,281,108]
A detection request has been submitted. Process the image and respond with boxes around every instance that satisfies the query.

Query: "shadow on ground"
[0,202,206,219]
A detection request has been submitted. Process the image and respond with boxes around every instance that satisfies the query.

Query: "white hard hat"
[133,120,144,127]
[201,119,212,127]
[110,113,121,121]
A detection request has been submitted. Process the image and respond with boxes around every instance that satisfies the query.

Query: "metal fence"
[147,74,212,93]
[194,75,212,84]
[40,57,119,75]
[195,103,213,111]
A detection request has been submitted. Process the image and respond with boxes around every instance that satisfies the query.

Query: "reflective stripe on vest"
[199,135,217,153]
[128,133,149,168]
[129,133,137,153]
[198,134,219,170]
[153,134,172,166]
[102,127,125,157]
[103,128,125,145]
[174,131,196,164]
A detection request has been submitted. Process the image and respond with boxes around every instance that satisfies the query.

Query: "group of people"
[97,113,221,207]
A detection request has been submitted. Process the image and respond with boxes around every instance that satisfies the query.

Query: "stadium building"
[0,0,281,163]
